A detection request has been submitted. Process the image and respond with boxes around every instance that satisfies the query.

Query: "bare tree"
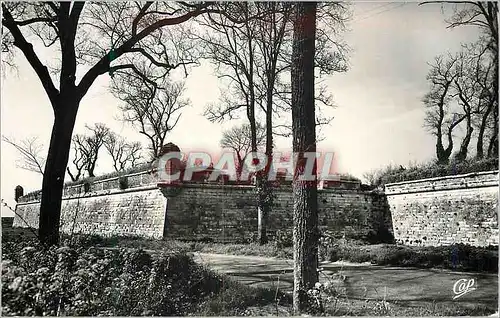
[104,132,142,172]
[464,38,497,159]
[220,122,266,170]
[82,123,110,177]
[291,2,319,313]
[1,1,254,245]
[421,1,498,157]
[66,135,88,182]
[194,3,267,241]
[2,136,46,175]
[110,73,189,161]
[452,47,481,161]
[423,54,465,163]
[194,2,350,244]
[424,35,496,163]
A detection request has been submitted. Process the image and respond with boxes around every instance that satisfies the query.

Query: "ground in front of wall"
[2,226,497,316]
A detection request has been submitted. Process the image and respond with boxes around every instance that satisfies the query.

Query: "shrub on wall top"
[364,157,498,187]
[119,176,129,190]
[83,182,91,193]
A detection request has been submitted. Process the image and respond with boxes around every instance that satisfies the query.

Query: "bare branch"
[2,136,46,174]
[2,3,59,105]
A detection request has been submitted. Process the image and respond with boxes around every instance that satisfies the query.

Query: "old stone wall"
[385,171,499,247]
[14,170,390,242]
[163,184,390,243]
[14,183,167,239]
[14,169,498,246]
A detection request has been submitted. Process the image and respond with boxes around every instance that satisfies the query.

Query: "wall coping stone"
[18,181,380,205]
[178,182,377,194]
[385,170,499,196]
[16,184,160,205]
[385,170,498,187]
[65,169,156,190]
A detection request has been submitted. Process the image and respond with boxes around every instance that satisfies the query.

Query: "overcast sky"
[1,2,482,217]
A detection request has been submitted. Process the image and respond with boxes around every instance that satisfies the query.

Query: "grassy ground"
[90,233,498,273]
[320,242,498,273]
[195,253,498,316]
[1,227,291,316]
[4,227,498,273]
[5,226,497,273]
[3,227,498,316]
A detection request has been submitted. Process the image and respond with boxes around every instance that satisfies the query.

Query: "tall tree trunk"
[476,103,493,159]
[435,95,451,164]
[257,82,275,245]
[88,163,96,177]
[39,98,79,245]
[440,115,466,164]
[488,51,499,158]
[256,175,269,244]
[487,106,498,157]
[435,126,449,164]
[291,2,319,313]
[243,11,265,245]
[437,129,454,164]
[456,116,474,161]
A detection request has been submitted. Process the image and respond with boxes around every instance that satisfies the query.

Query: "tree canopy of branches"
[421,1,498,161]
[66,134,88,182]
[192,2,350,244]
[65,123,110,181]
[2,2,247,245]
[2,136,46,175]
[196,2,350,139]
[220,122,266,170]
[104,132,142,172]
[423,39,497,163]
[110,74,189,161]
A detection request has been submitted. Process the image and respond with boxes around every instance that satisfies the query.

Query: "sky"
[1,2,482,217]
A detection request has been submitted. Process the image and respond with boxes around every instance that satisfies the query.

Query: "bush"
[274,229,293,249]
[2,240,224,316]
[318,238,498,273]
[365,157,498,187]
[83,182,91,193]
[118,176,129,190]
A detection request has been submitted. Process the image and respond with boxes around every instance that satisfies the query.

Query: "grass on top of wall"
[67,162,154,187]
[364,157,498,187]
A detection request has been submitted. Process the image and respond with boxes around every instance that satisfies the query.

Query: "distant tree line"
[3,122,144,181]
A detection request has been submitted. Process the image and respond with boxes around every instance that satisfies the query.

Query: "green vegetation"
[364,157,498,187]
[71,230,498,274]
[7,227,496,274]
[2,226,497,316]
[1,230,288,316]
[67,161,154,186]
[318,241,498,273]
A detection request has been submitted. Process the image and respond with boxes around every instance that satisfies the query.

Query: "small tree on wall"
[66,135,88,182]
[110,73,190,161]
[220,123,267,172]
[104,132,143,172]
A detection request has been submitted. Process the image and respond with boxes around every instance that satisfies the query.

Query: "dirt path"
[194,252,498,311]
